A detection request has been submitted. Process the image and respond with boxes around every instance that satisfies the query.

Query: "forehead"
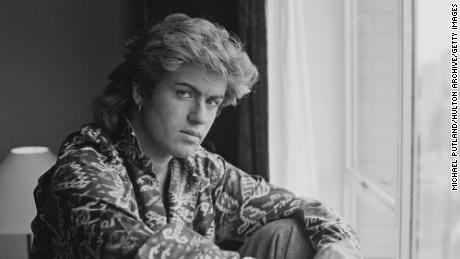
[167,65,227,95]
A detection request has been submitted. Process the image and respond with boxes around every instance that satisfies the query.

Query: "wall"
[0,0,141,159]
[0,0,141,257]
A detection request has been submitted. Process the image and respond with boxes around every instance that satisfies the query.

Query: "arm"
[210,157,362,258]
[32,146,239,259]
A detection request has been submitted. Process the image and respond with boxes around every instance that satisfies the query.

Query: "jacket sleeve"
[210,156,362,257]
[31,146,239,259]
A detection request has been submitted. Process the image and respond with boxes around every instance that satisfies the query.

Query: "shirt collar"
[114,118,196,171]
[113,118,151,168]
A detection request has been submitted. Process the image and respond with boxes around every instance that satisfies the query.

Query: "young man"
[31,14,362,259]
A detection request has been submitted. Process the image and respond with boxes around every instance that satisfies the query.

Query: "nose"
[187,101,209,125]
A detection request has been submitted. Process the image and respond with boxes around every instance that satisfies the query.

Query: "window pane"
[355,0,399,197]
[413,0,460,258]
[347,0,400,257]
[356,194,397,259]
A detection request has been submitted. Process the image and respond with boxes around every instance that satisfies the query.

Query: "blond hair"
[93,13,259,135]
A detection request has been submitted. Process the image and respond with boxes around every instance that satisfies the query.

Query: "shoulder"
[44,124,126,188]
[34,124,133,213]
[58,123,118,161]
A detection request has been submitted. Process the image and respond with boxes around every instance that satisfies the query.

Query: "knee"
[239,218,314,259]
[257,218,304,239]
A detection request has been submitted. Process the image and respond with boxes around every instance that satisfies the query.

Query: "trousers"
[236,218,313,259]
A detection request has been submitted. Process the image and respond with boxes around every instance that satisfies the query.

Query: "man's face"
[134,65,226,159]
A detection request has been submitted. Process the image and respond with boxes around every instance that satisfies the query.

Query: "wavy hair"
[92,13,259,136]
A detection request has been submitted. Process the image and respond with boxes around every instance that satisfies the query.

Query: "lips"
[180,130,202,140]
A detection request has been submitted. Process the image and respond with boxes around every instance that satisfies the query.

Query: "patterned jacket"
[31,122,360,258]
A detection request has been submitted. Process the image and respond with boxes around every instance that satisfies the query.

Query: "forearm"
[135,223,240,258]
[261,193,361,253]
[214,175,361,255]
[68,200,239,258]
[210,155,361,257]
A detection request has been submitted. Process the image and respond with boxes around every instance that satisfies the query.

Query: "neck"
[150,160,170,177]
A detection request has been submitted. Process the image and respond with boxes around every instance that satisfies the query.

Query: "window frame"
[343,0,415,258]
[398,0,415,258]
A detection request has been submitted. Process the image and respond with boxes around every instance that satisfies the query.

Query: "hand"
[313,239,363,259]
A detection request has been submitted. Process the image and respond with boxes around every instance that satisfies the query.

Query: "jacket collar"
[113,118,196,173]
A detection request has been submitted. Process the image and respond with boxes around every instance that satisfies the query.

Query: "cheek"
[203,116,217,133]
[149,99,184,125]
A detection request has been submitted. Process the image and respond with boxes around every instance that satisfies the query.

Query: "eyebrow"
[175,82,225,99]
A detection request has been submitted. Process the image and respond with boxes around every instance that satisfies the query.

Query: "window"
[345,0,459,258]
[344,0,402,258]
[413,1,459,258]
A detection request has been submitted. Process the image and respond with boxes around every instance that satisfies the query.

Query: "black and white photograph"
[0,0,457,258]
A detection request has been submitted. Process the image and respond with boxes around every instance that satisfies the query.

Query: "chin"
[170,146,198,158]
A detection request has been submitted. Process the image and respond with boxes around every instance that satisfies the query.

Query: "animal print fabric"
[31,122,360,258]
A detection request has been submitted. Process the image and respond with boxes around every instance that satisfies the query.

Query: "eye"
[206,98,223,107]
[176,90,192,98]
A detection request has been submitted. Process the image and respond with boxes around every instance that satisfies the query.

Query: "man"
[31,13,362,258]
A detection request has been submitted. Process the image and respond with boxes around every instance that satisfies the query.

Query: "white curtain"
[267,0,318,198]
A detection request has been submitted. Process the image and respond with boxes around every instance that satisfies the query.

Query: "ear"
[131,82,144,107]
